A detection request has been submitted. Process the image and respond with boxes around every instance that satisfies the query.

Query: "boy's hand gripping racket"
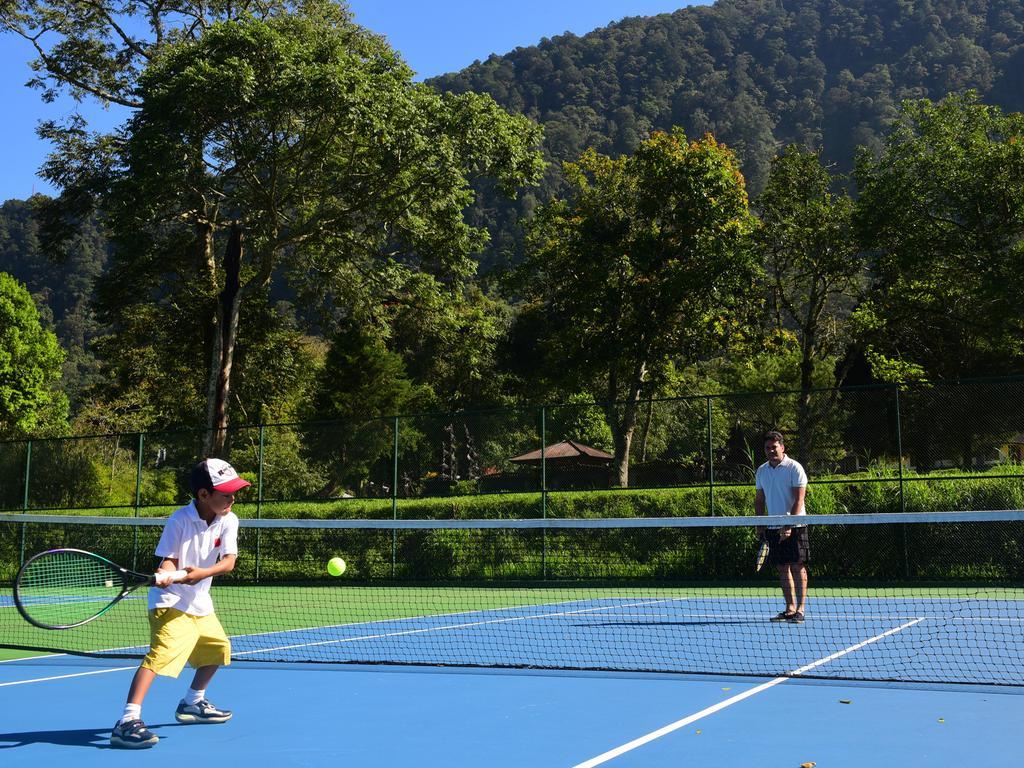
[13,548,186,630]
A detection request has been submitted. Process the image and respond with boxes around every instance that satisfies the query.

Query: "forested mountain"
[9,0,1024,311]
[432,0,1024,269]
[3,0,1023,436]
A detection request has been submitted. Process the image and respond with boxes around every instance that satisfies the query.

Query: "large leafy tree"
[516,129,759,486]
[41,6,543,452]
[854,92,1024,380]
[0,272,68,437]
[1,0,295,108]
[754,146,862,461]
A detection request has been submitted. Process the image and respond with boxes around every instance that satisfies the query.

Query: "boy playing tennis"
[110,458,250,749]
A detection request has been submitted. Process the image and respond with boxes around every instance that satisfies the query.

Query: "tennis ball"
[327,557,346,577]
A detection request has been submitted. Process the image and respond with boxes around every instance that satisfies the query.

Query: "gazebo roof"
[509,440,614,463]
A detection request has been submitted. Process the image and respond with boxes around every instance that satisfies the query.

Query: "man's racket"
[755,538,770,572]
[13,548,186,630]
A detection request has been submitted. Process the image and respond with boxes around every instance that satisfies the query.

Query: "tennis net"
[2,510,1023,685]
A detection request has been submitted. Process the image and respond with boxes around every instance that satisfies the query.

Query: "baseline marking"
[0,666,135,687]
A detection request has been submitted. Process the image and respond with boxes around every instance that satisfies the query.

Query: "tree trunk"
[608,385,644,488]
[202,224,244,458]
[612,423,635,487]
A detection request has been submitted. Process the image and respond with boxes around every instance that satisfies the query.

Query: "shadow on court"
[0,722,185,750]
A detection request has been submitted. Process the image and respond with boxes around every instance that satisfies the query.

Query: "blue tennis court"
[2,646,1022,766]
[4,511,1024,764]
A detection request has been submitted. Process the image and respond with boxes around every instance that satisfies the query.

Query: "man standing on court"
[754,431,809,623]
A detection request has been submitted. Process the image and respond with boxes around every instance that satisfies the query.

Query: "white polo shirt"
[148,501,239,616]
[755,455,808,524]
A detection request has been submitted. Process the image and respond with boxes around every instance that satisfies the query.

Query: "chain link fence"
[2,378,1023,517]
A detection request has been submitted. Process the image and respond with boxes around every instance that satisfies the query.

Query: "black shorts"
[766,526,810,566]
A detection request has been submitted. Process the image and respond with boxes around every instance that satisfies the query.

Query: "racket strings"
[17,552,124,628]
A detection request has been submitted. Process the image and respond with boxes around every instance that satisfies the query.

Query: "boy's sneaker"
[110,718,158,749]
[175,698,233,724]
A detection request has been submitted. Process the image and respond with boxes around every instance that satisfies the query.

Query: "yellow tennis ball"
[327,557,346,577]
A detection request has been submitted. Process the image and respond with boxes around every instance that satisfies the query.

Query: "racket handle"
[154,569,189,586]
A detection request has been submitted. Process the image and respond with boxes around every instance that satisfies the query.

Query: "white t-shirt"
[755,455,808,523]
[148,501,239,616]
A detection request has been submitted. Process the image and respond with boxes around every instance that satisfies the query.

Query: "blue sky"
[1,0,701,203]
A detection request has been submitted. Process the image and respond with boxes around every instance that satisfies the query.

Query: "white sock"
[185,687,205,705]
[119,703,141,724]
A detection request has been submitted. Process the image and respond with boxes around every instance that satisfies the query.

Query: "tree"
[854,92,1024,380]
[305,317,431,496]
[515,129,759,486]
[0,272,68,437]
[49,7,543,453]
[754,145,862,461]
[1,0,296,109]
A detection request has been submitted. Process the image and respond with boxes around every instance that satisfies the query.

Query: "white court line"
[234,599,679,657]
[0,666,135,687]
[570,617,926,768]
[589,611,1024,623]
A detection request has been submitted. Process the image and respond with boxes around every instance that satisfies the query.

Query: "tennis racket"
[755,538,770,572]
[13,548,186,630]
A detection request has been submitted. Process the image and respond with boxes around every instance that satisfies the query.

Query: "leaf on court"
[800,762,816,767]
[722,687,731,691]
[695,730,701,735]
[839,699,852,704]
[938,718,945,723]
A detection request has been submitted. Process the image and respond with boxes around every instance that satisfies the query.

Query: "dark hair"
[763,430,785,445]
[189,460,215,495]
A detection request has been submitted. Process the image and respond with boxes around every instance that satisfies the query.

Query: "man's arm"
[779,484,807,540]
[790,485,806,516]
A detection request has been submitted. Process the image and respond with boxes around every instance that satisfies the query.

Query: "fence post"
[392,416,399,579]
[541,406,547,579]
[707,396,714,516]
[894,385,905,514]
[132,432,144,571]
[894,384,910,578]
[256,425,265,582]
[19,439,31,566]
[22,439,31,513]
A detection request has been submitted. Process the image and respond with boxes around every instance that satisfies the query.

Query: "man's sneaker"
[770,611,795,622]
[110,718,158,749]
[787,611,805,624]
[175,698,233,724]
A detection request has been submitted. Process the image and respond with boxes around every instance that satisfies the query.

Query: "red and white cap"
[190,458,251,494]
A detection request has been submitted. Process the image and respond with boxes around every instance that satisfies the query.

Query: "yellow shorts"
[141,608,232,678]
